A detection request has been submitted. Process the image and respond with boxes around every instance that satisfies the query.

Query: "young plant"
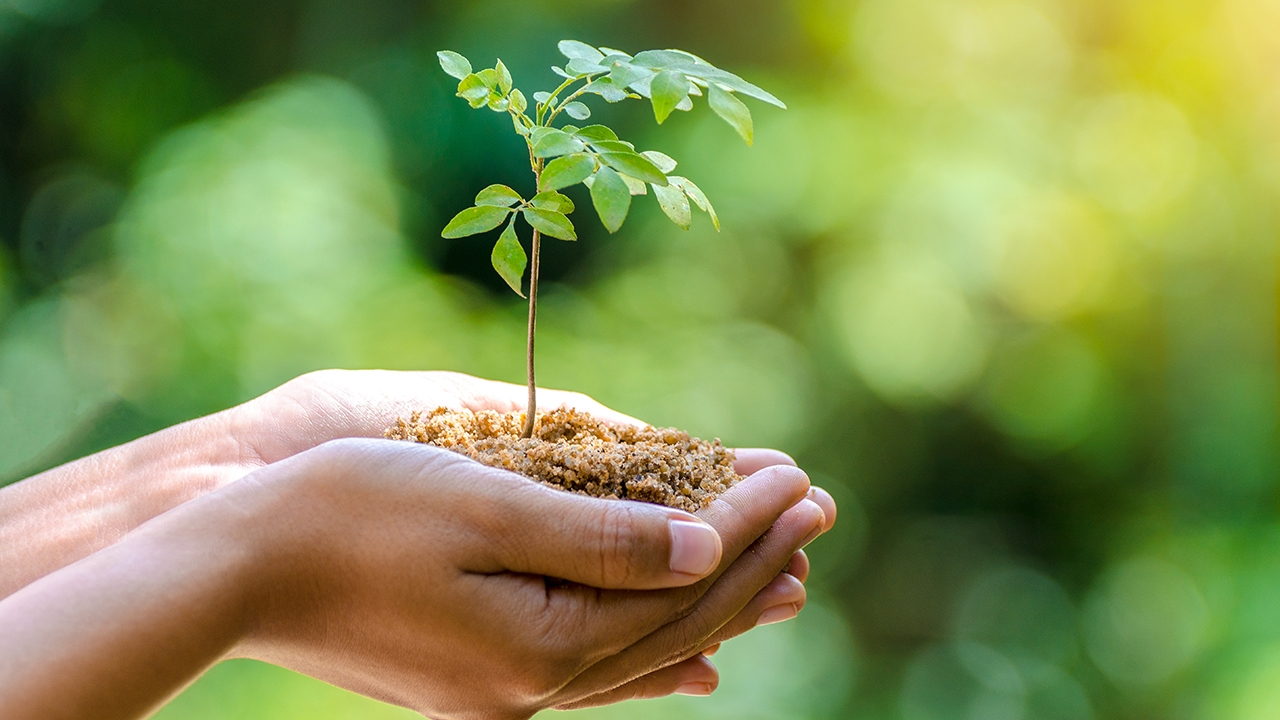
[437,40,784,438]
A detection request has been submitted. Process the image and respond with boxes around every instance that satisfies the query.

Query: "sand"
[385,407,741,512]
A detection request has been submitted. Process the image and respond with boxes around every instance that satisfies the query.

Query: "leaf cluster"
[437,41,783,296]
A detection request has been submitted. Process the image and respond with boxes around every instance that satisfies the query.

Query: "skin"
[0,370,837,719]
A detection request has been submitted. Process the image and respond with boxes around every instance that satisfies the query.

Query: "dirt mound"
[385,407,740,512]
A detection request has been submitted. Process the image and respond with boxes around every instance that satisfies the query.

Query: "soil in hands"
[385,408,741,512]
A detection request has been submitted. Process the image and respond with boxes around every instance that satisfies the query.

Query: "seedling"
[437,40,784,438]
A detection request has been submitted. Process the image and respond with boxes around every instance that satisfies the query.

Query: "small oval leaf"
[531,191,575,214]
[574,125,618,142]
[532,129,586,158]
[600,152,668,186]
[540,153,596,191]
[442,206,509,238]
[709,85,754,146]
[670,176,719,231]
[495,59,513,94]
[523,208,577,241]
[640,150,678,174]
[491,221,527,297]
[558,40,604,64]
[437,51,472,80]
[563,101,592,120]
[590,166,632,234]
[509,88,528,114]
[650,69,691,124]
[475,184,522,207]
[457,74,491,103]
[652,183,691,229]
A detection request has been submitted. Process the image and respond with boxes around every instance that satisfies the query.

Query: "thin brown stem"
[521,158,545,439]
[521,227,541,439]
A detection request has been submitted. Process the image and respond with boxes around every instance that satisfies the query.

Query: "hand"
[0,437,834,720]
[0,370,691,596]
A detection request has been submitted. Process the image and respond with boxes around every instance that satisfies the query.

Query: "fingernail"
[808,487,836,529]
[675,682,714,696]
[799,499,825,547]
[703,643,721,657]
[756,603,799,627]
[669,520,720,577]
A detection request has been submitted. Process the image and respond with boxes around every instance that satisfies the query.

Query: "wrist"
[0,409,260,598]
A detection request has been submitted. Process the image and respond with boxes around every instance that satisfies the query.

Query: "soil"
[384,407,741,512]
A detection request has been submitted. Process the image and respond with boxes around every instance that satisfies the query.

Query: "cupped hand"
[219,438,831,719]
[226,369,640,466]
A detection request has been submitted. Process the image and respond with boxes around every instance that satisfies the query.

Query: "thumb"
[487,487,723,590]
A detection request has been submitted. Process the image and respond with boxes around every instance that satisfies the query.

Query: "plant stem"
[521,226,541,439]
[521,160,544,439]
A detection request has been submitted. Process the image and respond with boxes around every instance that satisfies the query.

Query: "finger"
[534,464,816,660]
[701,566,807,657]
[561,464,812,629]
[479,480,723,590]
[695,573,807,656]
[785,550,810,582]
[552,498,825,704]
[807,486,837,532]
[554,654,720,709]
[731,448,797,476]
[694,465,812,580]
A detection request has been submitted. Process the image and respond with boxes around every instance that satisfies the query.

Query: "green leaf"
[438,51,473,80]
[531,190,575,214]
[563,101,591,120]
[590,166,632,233]
[487,95,510,112]
[458,74,491,104]
[551,66,574,80]
[608,59,652,90]
[442,206,509,238]
[558,40,604,64]
[476,68,500,89]
[598,46,632,59]
[512,114,530,136]
[650,69,691,124]
[540,153,596,191]
[532,129,586,158]
[671,176,719,231]
[574,125,618,142]
[510,88,528,114]
[600,152,668,186]
[475,184,522,207]
[709,85,754,146]
[652,183,691,229]
[620,173,648,196]
[629,50,786,108]
[495,59,513,94]
[523,208,577,240]
[584,77,631,103]
[534,91,553,105]
[589,139,636,153]
[491,221,527,297]
[640,150,677,174]
[566,57,608,76]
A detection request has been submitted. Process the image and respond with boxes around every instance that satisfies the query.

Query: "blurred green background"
[1,0,1278,717]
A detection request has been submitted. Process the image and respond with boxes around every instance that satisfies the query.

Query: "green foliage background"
[0,0,1277,718]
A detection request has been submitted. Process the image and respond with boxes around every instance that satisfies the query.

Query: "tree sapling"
[387,40,784,511]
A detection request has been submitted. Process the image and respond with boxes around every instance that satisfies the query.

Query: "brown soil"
[384,408,741,512]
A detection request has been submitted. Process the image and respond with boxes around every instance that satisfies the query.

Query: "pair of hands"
[0,371,836,720]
